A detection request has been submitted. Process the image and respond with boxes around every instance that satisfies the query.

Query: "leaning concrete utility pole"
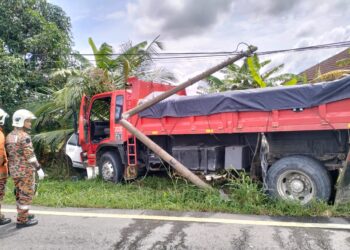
[335,149,350,204]
[120,46,258,189]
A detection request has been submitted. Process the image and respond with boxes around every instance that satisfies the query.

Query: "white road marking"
[3,208,349,230]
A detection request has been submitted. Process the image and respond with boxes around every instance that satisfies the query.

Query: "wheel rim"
[276,170,315,204]
[101,161,114,181]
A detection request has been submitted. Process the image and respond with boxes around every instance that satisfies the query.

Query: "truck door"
[114,95,124,143]
[89,96,112,144]
[78,95,89,149]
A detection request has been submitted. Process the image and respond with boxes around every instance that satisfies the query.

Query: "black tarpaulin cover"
[139,76,350,118]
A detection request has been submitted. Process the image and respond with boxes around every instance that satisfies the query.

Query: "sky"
[49,0,350,92]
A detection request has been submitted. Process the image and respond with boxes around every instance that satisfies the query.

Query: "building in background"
[299,48,350,82]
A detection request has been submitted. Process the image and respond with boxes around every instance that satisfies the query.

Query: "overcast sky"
[49,0,350,91]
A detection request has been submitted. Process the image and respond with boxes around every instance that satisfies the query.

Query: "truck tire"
[99,152,124,183]
[266,155,331,204]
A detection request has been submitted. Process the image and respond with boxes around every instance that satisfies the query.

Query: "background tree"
[0,0,72,113]
[0,39,26,110]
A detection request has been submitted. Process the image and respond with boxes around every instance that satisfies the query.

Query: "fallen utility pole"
[119,119,211,189]
[335,148,350,204]
[120,46,258,189]
[123,46,258,119]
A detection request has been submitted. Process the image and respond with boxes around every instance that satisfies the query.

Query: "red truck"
[78,76,350,204]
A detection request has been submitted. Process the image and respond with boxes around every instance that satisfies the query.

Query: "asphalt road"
[0,205,349,250]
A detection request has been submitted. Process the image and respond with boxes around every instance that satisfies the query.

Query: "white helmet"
[12,109,37,128]
[0,108,9,126]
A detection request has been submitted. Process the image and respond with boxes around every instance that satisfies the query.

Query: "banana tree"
[205,53,298,93]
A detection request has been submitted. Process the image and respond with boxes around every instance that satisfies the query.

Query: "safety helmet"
[12,109,36,128]
[0,108,9,126]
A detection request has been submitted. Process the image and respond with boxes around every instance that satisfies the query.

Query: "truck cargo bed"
[135,77,350,135]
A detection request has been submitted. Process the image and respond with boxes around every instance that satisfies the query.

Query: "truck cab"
[78,77,185,180]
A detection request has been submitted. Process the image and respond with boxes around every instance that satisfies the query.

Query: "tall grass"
[3,172,350,217]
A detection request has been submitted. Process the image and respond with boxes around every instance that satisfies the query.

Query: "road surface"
[0,205,349,250]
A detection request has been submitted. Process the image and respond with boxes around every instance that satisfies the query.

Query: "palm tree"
[88,36,176,88]
[204,54,298,93]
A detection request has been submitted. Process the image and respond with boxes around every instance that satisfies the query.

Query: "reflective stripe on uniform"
[16,202,30,210]
[28,156,37,163]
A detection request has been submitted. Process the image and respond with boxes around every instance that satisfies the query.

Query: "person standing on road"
[6,109,45,228]
[0,108,11,226]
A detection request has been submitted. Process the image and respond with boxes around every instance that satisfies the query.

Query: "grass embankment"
[3,173,350,217]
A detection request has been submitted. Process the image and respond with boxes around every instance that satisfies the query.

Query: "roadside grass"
[3,172,350,217]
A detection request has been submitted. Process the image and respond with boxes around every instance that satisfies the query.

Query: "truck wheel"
[266,155,331,204]
[99,152,124,183]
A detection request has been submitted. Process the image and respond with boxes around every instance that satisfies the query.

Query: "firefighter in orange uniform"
[0,108,11,225]
[6,109,45,228]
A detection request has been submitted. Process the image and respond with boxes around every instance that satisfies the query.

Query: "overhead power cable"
[1,41,349,62]
[78,40,350,57]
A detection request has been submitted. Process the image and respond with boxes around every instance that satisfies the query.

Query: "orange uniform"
[0,127,8,179]
[0,127,8,222]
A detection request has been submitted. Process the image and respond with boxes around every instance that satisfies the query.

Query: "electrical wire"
[1,41,350,70]
[1,40,350,59]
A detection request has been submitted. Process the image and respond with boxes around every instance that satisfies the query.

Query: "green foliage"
[32,67,114,154]
[0,0,72,115]
[0,40,26,110]
[247,56,266,87]
[3,174,349,217]
[225,172,267,211]
[0,0,71,66]
[205,53,300,93]
[33,128,73,152]
[88,36,176,88]
[88,38,115,70]
[32,37,176,158]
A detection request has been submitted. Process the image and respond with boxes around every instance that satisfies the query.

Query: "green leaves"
[206,52,299,92]
[87,36,175,88]
[0,41,26,109]
[282,77,298,86]
[88,38,115,70]
[33,128,74,152]
[0,0,73,114]
[247,56,266,87]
